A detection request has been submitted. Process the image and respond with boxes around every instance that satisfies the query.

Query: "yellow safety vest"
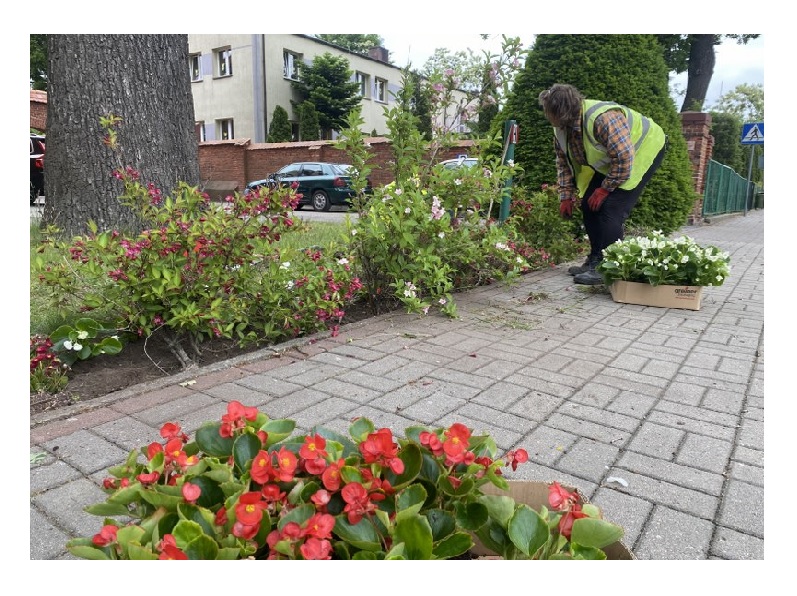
[554,99,665,197]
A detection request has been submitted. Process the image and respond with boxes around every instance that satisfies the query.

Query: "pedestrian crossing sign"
[741,122,764,145]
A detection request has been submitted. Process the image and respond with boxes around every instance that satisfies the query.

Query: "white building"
[187,34,472,143]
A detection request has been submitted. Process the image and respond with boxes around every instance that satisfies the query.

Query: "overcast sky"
[379,34,764,109]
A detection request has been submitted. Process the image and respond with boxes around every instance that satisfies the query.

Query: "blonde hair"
[538,84,584,128]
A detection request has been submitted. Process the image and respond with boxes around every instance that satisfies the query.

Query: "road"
[30,198,357,224]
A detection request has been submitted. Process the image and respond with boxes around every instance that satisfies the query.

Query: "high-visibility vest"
[554,99,666,197]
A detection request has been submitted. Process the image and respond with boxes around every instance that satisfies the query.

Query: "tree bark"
[44,34,200,236]
[680,34,716,112]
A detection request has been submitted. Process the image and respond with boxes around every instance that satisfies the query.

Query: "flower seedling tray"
[610,280,702,311]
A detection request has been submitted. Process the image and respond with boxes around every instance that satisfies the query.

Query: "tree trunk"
[44,34,200,237]
[680,34,716,112]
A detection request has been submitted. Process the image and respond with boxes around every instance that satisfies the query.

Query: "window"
[189,53,202,82]
[218,119,234,140]
[195,121,206,142]
[215,47,232,77]
[355,72,369,97]
[374,78,387,103]
[283,51,300,80]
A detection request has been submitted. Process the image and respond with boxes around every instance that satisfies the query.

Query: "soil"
[30,300,386,418]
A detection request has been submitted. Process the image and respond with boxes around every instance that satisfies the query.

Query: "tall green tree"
[707,112,746,174]
[499,34,696,234]
[298,101,321,141]
[317,34,384,55]
[267,105,293,142]
[408,70,433,141]
[708,83,764,122]
[292,53,361,139]
[30,34,48,90]
[655,34,760,112]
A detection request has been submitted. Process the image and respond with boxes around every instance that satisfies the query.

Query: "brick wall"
[30,90,47,132]
[197,137,477,196]
[679,111,714,222]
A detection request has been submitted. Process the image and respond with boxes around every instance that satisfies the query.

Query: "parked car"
[438,156,478,170]
[246,162,370,211]
[30,134,45,204]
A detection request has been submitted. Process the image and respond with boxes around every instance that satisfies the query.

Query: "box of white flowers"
[596,231,731,311]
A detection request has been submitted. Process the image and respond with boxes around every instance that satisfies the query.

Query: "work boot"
[568,255,598,276]
[573,259,604,285]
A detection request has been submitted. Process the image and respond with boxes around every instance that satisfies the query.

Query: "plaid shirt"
[554,108,634,201]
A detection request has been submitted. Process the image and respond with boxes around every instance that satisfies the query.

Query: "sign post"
[740,123,764,216]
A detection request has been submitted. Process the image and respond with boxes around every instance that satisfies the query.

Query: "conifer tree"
[267,105,293,142]
[500,34,696,234]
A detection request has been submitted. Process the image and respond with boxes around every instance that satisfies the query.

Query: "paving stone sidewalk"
[30,210,764,560]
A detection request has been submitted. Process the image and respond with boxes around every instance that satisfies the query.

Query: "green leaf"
[432,531,473,559]
[195,422,234,457]
[395,483,427,522]
[333,516,381,551]
[186,475,225,510]
[424,509,456,541]
[507,504,549,557]
[570,542,608,560]
[172,519,205,550]
[75,317,102,334]
[66,543,112,560]
[127,544,160,560]
[385,442,422,490]
[478,494,515,527]
[184,533,220,560]
[216,547,243,560]
[83,502,131,516]
[454,501,488,531]
[278,503,315,530]
[232,432,261,473]
[348,417,375,442]
[571,518,624,549]
[259,418,296,447]
[393,515,433,559]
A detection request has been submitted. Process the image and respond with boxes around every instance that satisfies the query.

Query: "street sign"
[741,122,764,145]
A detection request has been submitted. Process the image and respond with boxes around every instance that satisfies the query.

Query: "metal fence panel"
[702,160,758,216]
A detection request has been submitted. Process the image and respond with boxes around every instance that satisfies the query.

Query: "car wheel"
[311,190,331,211]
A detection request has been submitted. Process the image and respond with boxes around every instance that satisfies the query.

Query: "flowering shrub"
[66,403,623,560]
[34,115,361,369]
[597,231,731,287]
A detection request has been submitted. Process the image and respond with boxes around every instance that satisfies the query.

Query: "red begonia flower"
[301,537,333,560]
[92,524,118,547]
[182,482,201,503]
[250,450,274,485]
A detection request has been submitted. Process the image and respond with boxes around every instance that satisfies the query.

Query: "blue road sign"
[741,122,764,145]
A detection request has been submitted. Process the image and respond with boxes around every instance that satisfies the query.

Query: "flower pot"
[470,481,636,560]
[609,280,703,311]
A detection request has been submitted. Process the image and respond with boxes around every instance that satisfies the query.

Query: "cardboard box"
[609,280,703,310]
[470,480,635,560]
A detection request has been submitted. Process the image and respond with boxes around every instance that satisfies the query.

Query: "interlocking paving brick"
[41,430,130,475]
[675,433,734,474]
[617,450,725,496]
[711,526,765,560]
[634,506,714,560]
[627,422,684,460]
[557,438,620,483]
[718,481,764,537]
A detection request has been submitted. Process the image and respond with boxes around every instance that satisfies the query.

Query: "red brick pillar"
[679,111,714,224]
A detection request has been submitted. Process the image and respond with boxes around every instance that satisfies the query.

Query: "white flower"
[280,261,291,269]
[72,342,83,351]
[337,257,349,265]
[438,232,445,239]
[507,159,514,167]
[394,188,403,196]
[495,242,509,251]
[77,330,89,340]
[405,207,411,214]
[64,340,73,350]
[454,179,462,186]
[286,280,294,290]
[351,229,357,236]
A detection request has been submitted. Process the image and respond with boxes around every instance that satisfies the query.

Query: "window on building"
[218,119,234,140]
[195,121,206,142]
[283,51,300,80]
[189,53,202,82]
[215,47,232,77]
[355,72,369,97]
[374,78,387,103]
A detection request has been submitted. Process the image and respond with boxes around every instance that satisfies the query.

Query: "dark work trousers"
[580,142,668,261]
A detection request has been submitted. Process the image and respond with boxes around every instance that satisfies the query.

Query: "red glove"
[559,198,575,218]
[587,187,610,211]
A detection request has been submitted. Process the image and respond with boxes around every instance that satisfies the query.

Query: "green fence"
[702,160,761,216]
